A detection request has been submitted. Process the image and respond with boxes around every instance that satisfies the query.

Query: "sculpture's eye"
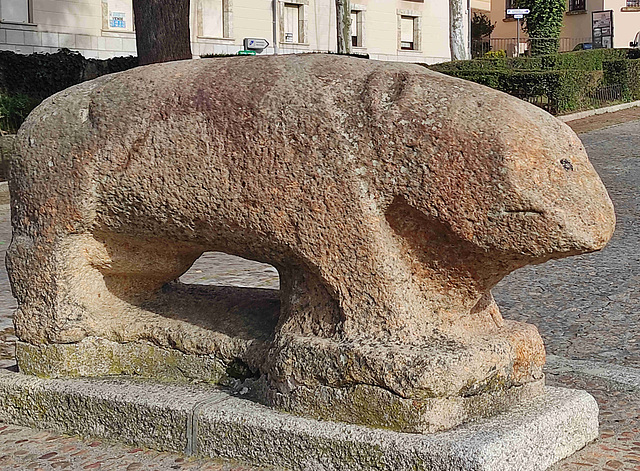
[560,159,574,171]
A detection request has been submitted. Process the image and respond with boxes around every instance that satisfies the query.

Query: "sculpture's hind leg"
[8,230,203,345]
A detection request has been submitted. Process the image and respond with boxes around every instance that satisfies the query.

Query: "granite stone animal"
[8,54,615,432]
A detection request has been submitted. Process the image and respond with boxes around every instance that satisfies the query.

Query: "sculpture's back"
[7,54,615,433]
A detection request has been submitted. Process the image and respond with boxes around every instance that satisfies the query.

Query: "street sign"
[507,9,530,58]
[244,38,270,51]
[109,11,126,28]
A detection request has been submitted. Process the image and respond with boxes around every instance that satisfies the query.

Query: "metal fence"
[587,84,625,106]
[472,37,592,58]
[512,84,627,115]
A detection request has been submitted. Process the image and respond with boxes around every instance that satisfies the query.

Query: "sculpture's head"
[373,65,616,304]
[486,107,615,260]
[393,68,616,266]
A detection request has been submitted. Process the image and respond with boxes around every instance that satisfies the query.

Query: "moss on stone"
[16,338,229,385]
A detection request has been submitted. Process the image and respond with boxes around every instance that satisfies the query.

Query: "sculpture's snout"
[502,123,616,260]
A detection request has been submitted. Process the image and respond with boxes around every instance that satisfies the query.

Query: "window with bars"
[569,0,586,11]
[104,0,134,32]
[283,3,301,43]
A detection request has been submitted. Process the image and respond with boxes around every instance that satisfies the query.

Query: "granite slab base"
[0,368,598,471]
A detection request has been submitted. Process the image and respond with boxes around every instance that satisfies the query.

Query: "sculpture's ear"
[363,69,416,119]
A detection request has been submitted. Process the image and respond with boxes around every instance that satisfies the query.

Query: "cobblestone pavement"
[0,425,260,471]
[0,114,638,469]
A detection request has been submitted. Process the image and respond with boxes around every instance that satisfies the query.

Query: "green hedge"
[428,48,640,74]
[427,48,640,115]
[630,59,640,100]
[443,69,601,113]
[603,58,640,100]
[0,48,138,133]
[0,93,40,134]
[0,48,137,100]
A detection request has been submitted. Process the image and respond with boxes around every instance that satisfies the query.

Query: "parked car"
[573,42,593,51]
[630,31,640,48]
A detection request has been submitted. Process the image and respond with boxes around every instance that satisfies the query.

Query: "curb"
[546,355,640,391]
[559,100,640,122]
[0,369,598,471]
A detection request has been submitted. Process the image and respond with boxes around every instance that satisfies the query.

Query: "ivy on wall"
[515,0,566,55]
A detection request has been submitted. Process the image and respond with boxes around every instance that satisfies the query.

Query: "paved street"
[0,114,638,470]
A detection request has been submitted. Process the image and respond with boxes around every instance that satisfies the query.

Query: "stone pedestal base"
[17,333,545,434]
[0,368,598,471]
[266,379,545,434]
[15,278,547,434]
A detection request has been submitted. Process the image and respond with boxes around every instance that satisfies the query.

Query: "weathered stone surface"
[7,54,615,431]
[0,369,207,453]
[197,385,599,471]
[265,378,545,434]
[16,338,229,383]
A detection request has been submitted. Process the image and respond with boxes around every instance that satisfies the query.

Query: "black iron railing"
[471,37,591,58]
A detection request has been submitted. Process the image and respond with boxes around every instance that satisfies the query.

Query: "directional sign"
[506,8,530,15]
[244,38,270,51]
[514,14,524,18]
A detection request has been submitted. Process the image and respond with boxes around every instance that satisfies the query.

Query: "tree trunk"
[449,0,470,61]
[335,0,351,54]
[133,0,192,66]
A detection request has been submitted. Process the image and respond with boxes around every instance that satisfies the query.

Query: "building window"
[284,3,301,43]
[397,10,421,51]
[280,0,306,45]
[351,10,363,47]
[201,0,223,38]
[505,0,515,16]
[569,0,586,11]
[1,0,30,23]
[399,15,419,50]
[102,0,134,32]
[626,0,640,6]
[400,17,414,49]
[197,0,231,39]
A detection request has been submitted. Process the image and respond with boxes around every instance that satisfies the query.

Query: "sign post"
[243,38,270,52]
[506,8,530,57]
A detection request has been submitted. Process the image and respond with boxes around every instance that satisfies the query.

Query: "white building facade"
[0,0,466,64]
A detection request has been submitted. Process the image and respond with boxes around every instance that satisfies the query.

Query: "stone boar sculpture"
[8,54,615,433]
